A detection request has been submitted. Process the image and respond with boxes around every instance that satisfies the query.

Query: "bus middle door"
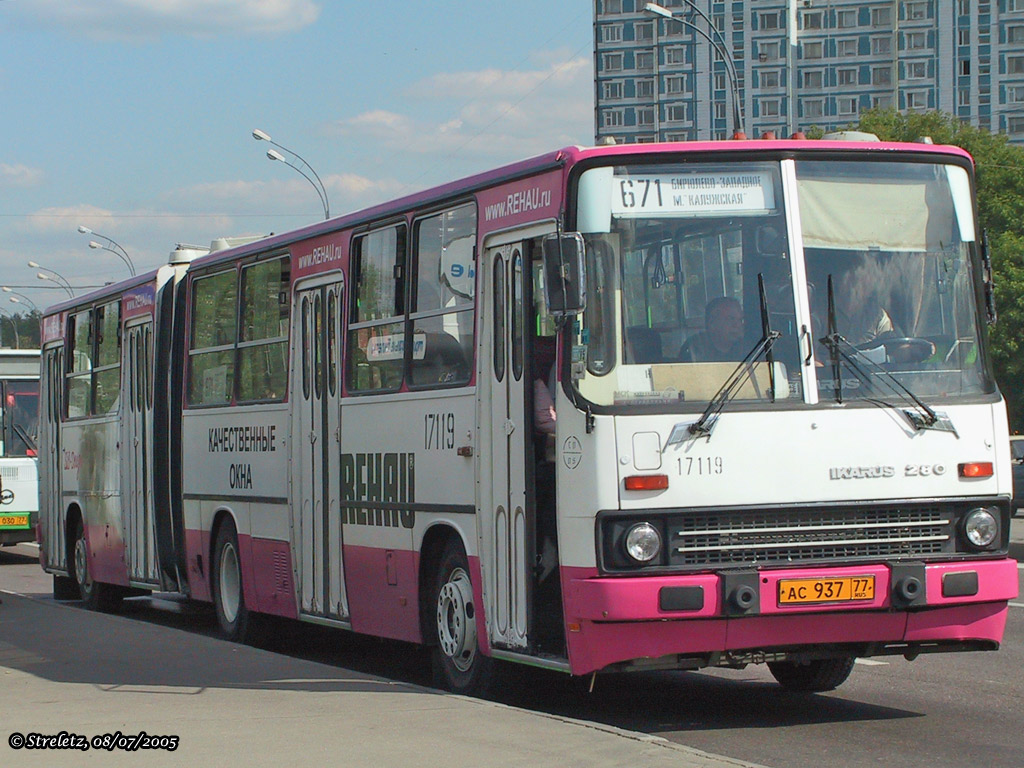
[121,320,159,584]
[291,278,348,621]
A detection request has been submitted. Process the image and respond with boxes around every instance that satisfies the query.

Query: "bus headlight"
[963,507,999,549]
[624,522,662,564]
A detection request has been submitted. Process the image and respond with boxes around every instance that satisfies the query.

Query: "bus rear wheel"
[431,538,493,696]
[71,518,123,612]
[211,519,252,643]
[767,657,856,692]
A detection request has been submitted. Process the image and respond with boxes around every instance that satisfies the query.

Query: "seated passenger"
[679,296,745,362]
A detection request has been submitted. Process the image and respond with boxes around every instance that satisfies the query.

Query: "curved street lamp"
[252,129,330,219]
[644,1,744,136]
[78,226,136,276]
[1,287,38,311]
[28,261,75,298]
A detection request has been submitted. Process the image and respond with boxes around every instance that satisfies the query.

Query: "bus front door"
[40,346,65,572]
[291,279,349,620]
[485,244,529,650]
[121,321,159,584]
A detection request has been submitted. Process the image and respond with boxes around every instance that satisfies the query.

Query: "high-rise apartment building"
[594,0,1024,143]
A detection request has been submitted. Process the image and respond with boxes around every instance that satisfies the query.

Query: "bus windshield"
[2,381,38,457]
[572,157,991,410]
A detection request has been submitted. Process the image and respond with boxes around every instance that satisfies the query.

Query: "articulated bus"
[39,138,1017,694]
[1,349,40,547]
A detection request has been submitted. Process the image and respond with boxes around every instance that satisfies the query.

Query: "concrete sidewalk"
[0,592,762,768]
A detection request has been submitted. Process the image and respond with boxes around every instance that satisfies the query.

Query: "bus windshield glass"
[572,157,990,410]
[2,381,38,457]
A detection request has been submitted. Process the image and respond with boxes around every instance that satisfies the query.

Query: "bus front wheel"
[430,538,493,696]
[211,520,252,643]
[767,657,856,692]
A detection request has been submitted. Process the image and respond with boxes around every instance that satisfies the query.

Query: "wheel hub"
[436,567,477,672]
[74,535,92,592]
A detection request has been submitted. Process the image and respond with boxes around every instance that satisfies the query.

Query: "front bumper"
[562,558,1018,675]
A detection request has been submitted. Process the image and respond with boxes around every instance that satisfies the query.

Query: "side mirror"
[542,232,586,316]
[981,229,997,325]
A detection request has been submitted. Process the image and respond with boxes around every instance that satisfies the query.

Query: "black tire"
[211,519,252,642]
[768,657,856,692]
[430,537,493,696]
[70,518,123,612]
[53,574,78,601]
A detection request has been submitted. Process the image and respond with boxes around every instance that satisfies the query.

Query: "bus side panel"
[249,537,298,619]
[63,420,129,587]
[342,543,420,641]
[180,406,289,606]
[182,523,212,602]
[339,394,477,641]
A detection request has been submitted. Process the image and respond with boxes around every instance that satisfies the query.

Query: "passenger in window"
[533,336,557,447]
[532,335,558,585]
[678,296,745,362]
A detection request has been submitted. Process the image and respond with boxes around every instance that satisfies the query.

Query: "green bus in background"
[0,349,39,547]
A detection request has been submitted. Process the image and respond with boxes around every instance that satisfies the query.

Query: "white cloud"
[0,164,45,188]
[176,172,407,218]
[8,0,321,40]
[330,52,594,183]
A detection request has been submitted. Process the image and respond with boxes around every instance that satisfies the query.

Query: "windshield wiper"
[688,274,781,439]
[818,275,955,436]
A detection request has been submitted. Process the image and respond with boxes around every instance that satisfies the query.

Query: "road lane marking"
[1010,602,1024,609]
[855,659,889,666]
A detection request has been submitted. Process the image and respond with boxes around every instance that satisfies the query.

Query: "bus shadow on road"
[487,665,921,734]
[0,592,436,697]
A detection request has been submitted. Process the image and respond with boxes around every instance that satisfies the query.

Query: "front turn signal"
[624,474,669,491]
[958,462,994,478]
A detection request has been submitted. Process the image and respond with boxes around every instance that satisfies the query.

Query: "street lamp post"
[644,1,744,137]
[1,287,38,312]
[27,262,75,298]
[78,226,136,276]
[252,129,330,219]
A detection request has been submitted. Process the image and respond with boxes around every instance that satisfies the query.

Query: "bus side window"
[408,203,476,389]
[238,256,290,402]
[187,270,238,406]
[347,224,406,393]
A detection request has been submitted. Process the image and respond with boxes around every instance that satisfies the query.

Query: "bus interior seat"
[410,333,469,385]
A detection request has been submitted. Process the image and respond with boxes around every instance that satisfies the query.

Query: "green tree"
[854,109,1024,430]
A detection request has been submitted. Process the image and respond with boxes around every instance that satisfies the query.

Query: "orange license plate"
[0,515,29,528]
[778,575,875,605]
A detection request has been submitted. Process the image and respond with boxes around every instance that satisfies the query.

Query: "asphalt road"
[1,522,1022,768]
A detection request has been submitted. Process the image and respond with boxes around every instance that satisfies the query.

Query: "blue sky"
[0,0,594,309]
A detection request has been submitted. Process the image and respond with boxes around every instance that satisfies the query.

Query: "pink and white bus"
[38,138,1018,694]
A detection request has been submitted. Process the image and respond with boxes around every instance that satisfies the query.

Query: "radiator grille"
[668,506,952,567]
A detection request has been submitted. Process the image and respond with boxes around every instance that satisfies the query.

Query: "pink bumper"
[562,559,1018,676]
